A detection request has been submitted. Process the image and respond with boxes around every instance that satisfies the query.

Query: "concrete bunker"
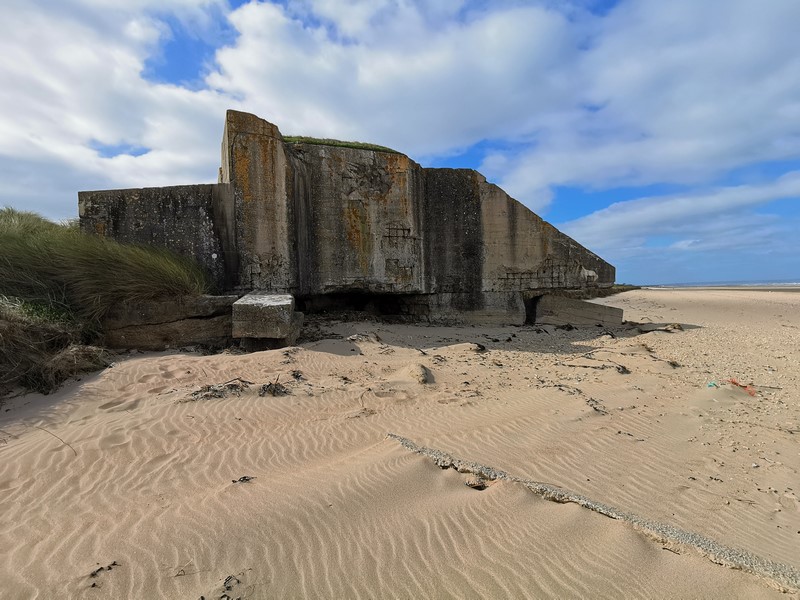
[79,110,619,347]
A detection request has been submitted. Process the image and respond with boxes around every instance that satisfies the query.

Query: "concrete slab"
[102,295,237,350]
[104,295,238,329]
[535,294,623,327]
[232,293,304,342]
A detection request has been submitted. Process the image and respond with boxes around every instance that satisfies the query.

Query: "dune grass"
[0,207,210,322]
[0,207,210,394]
[0,296,109,395]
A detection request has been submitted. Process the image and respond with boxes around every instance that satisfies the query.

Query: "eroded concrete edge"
[386,433,800,593]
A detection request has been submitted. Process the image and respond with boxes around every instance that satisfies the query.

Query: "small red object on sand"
[725,378,757,396]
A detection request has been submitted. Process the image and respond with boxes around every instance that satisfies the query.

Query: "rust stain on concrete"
[345,201,372,274]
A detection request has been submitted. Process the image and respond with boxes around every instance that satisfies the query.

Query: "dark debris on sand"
[259,378,290,397]
[188,378,252,401]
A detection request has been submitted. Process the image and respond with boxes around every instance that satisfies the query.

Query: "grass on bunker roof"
[283,136,402,155]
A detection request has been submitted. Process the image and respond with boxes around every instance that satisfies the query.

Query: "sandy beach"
[1,288,798,599]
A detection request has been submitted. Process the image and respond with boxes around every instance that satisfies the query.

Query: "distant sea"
[649,279,800,288]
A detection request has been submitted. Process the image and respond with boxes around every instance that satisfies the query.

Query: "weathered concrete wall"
[476,175,614,291]
[78,184,232,291]
[420,168,614,298]
[292,144,425,295]
[422,169,484,298]
[535,294,623,327]
[403,291,526,325]
[221,111,296,292]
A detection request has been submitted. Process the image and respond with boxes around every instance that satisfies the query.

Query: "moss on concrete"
[284,136,402,155]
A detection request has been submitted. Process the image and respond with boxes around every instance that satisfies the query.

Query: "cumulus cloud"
[562,172,800,249]
[0,0,231,218]
[207,0,582,156]
[484,0,800,210]
[560,176,800,282]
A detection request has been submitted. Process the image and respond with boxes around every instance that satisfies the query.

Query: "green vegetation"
[0,207,210,394]
[284,136,402,155]
[0,207,209,322]
[0,295,109,394]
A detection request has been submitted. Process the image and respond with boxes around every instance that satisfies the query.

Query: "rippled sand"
[1,289,798,598]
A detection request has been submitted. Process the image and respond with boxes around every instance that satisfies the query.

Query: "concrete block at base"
[101,295,237,350]
[240,311,304,351]
[232,293,303,344]
[104,314,232,350]
[103,295,238,329]
[535,294,623,327]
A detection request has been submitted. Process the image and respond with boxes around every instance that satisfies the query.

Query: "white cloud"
[561,172,800,250]
[558,175,800,283]
[513,0,800,281]
[0,0,233,217]
[207,1,581,156]
[482,0,800,210]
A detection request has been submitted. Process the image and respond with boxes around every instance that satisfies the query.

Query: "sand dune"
[1,289,798,598]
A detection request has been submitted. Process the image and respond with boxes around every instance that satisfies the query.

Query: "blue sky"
[2,0,799,285]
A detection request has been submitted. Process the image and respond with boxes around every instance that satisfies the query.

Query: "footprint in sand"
[99,399,142,411]
[373,389,412,401]
[99,400,125,411]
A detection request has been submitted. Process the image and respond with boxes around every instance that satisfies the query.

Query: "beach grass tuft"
[0,295,110,395]
[0,207,210,394]
[0,207,209,322]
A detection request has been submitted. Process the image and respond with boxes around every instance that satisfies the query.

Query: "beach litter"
[347,332,381,343]
[724,378,758,396]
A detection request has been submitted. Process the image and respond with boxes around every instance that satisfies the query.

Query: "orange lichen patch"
[258,136,278,194]
[330,152,346,169]
[384,153,408,177]
[233,143,252,204]
[231,129,282,207]
[345,201,373,274]
[93,222,106,236]
[384,154,411,206]
[227,110,281,138]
